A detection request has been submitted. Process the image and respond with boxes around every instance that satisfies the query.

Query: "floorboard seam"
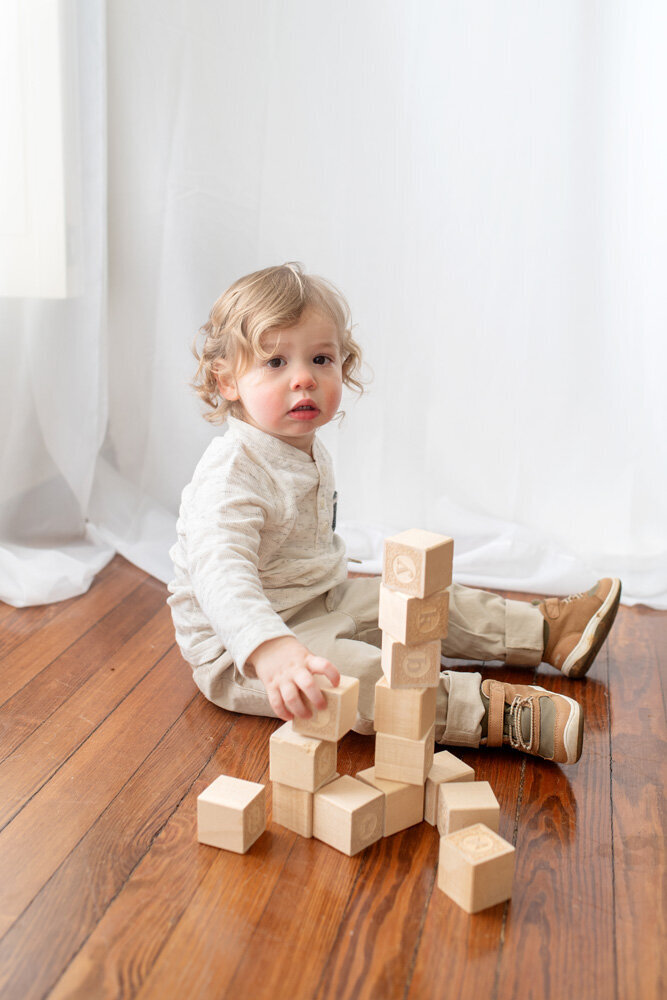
[0,653,189,942]
[0,636,174,835]
[48,704,237,999]
[401,855,438,1000]
[0,577,158,716]
[311,852,367,1000]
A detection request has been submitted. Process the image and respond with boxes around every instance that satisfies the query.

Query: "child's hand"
[247,636,340,722]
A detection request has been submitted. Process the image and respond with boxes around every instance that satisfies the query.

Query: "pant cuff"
[505,599,544,666]
[437,670,484,748]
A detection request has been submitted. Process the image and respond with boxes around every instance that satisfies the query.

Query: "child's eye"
[313,355,332,365]
[266,357,286,369]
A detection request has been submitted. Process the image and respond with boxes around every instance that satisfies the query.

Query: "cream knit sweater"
[167,416,347,676]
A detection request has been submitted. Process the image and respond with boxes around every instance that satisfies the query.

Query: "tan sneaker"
[480,679,584,764]
[534,578,622,678]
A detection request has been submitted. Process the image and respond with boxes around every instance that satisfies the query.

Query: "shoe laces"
[508,695,535,752]
[561,590,586,605]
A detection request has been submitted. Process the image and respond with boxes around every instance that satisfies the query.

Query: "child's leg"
[324,577,484,745]
[444,582,544,666]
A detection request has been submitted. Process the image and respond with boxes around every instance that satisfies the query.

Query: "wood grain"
[607,605,667,1000]
[0,556,144,702]
[0,563,663,1000]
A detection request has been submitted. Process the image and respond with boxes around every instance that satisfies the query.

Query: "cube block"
[374,677,437,741]
[383,530,454,598]
[438,823,515,913]
[381,634,441,689]
[436,781,500,837]
[272,782,314,838]
[313,775,384,855]
[292,674,359,741]
[379,584,450,645]
[375,725,435,785]
[356,766,424,837]
[197,775,266,853]
[269,721,337,792]
[424,751,475,825]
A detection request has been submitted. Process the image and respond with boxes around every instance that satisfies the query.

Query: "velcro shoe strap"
[486,680,506,747]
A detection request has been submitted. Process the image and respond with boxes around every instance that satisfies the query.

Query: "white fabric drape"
[1,1,666,609]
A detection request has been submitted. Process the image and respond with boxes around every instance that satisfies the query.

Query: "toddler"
[168,263,621,764]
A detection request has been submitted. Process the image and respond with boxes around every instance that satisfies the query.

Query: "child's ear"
[215,367,239,401]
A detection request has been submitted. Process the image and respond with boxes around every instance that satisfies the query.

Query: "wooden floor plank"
[494,663,615,1000]
[0,603,175,829]
[608,605,667,1000]
[0,557,144,701]
[0,645,193,937]
[0,562,664,1000]
[316,824,438,1000]
[406,666,530,1000]
[0,695,232,1000]
[44,713,275,1000]
[0,576,163,763]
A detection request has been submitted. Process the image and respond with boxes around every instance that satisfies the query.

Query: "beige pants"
[192,577,544,748]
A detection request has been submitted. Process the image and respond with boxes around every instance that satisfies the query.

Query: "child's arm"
[247,635,341,723]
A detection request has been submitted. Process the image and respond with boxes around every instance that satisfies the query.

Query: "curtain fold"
[1,1,665,610]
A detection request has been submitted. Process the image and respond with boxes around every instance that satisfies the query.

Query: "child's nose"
[290,364,317,390]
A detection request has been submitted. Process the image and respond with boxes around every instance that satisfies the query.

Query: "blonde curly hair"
[192,262,365,423]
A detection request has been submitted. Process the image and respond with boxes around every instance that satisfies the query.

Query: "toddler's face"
[219,307,344,454]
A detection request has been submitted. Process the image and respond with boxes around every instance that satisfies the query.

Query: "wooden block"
[356,765,424,837]
[375,725,435,785]
[381,634,440,689]
[438,823,515,913]
[312,775,384,855]
[292,674,359,741]
[379,584,450,645]
[383,529,454,598]
[436,781,500,836]
[269,721,337,792]
[272,772,340,838]
[374,677,437,741]
[197,775,266,853]
[424,751,475,825]
[272,782,314,837]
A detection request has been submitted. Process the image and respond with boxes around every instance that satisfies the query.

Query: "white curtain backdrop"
[1,0,666,609]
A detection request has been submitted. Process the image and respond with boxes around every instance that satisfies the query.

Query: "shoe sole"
[561,693,584,763]
[561,578,622,678]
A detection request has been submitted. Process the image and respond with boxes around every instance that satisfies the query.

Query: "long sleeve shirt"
[167,416,347,676]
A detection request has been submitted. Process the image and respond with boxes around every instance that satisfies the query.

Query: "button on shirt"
[167,416,348,676]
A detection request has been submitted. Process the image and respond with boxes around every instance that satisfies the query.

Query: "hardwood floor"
[0,556,664,1000]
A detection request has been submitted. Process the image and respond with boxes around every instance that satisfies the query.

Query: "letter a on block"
[383,529,454,599]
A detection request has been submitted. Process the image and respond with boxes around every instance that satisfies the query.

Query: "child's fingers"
[294,667,328,712]
[266,685,293,722]
[307,656,340,688]
[281,679,312,719]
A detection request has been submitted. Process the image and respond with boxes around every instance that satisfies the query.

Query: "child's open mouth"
[289,402,320,420]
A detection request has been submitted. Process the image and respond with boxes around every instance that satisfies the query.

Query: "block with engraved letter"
[424,751,475,825]
[383,529,454,599]
[374,676,437,741]
[375,725,435,785]
[436,780,500,836]
[356,765,424,837]
[381,633,441,689]
[197,775,266,853]
[292,675,359,741]
[312,775,384,855]
[269,721,337,792]
[438,823,515,913]
[379,584,450,645]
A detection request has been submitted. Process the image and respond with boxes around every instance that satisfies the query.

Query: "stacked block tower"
[196,528,516,913]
